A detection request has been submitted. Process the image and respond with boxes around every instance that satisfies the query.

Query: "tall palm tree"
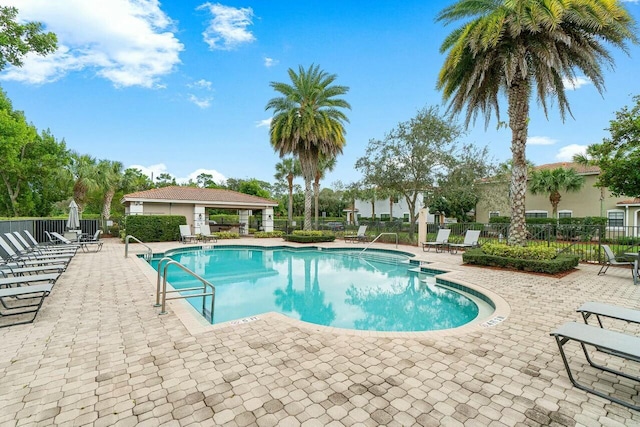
[437,0,637,245]
[314,156,336,228]
[529,167,585,220]
[68,152,99,215]
[274,157,301,226]
[266,64,350,230]
[97,160,124,222]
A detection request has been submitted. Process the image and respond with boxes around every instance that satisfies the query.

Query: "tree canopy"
[0,6,57,70]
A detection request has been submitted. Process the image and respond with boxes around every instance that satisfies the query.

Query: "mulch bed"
[462,263,579,279]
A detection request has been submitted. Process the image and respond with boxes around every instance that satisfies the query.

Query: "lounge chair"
[78,230,104,252]
[0,272,60,288]
[550,321,640,411]
[12,231,77,256]
[179,225,198,244]
[344,225,368,243]
[634,259,639,286]
[1,262,65,277]
[598,245,634,276]
[447,230,482,254]
[421,229,451,252]
[0,283,53,328]
[0,237,71,265]
[49,232,82,247]
[199,224,218,243]
[577,302,640,329]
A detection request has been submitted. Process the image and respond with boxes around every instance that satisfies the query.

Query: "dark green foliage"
[462,248,579,274]
[284,234,336,243]
[254,231,284,238]
[124,215,186,242]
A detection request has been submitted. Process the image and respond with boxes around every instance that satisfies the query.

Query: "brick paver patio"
[1,238,639,426]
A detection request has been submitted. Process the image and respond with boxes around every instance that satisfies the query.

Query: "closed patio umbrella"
[67,200,80,230]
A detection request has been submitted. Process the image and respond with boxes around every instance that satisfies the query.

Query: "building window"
[380,213,390,220]
[525,211,548,218]
[403,213,409,221]
[558,211,572,218]
[489,211,500,218]
[607,211,624,227]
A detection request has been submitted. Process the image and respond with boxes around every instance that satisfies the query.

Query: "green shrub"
[123,215,186,242]
[462,247,579,274]
[254,231,284,238]
[481,242,557,260]
[284,234,336,243]
[291,230,334,237]
[216,232,239,239]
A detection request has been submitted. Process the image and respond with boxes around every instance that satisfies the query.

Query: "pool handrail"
[361,232,398,254]
[124,234,153,260]
[155,257,215,318]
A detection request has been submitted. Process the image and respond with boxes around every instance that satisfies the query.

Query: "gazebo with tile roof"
[121,186,279,234]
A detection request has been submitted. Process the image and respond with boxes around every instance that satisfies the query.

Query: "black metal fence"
[0,219,100,243]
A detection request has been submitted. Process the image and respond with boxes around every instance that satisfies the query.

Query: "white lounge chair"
[199,224,218,243]
[179,225,198,244]
[344,225,368,243]
[421,229,451,252]
[447,230,481,254]
[598,245,634,276]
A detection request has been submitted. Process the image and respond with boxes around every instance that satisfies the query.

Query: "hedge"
[124,215,186,242]
[462,247,579,274]
[284,234,336,243]
[254,231,284,238]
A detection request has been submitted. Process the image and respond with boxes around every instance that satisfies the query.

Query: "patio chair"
[0,237,71,266]
[49,232,82,247]
[199,224,218,243]
[0,283,53,328]
[179,225,198,244]
[14,231,77,256]
[3,233,74,260]
[78,230,104,252]
[576,302,640,329]
[421,229,451,252]
[344,225,368,243]
[0,271,60,288]
[598,245,633,276]
[550,321,640,411]
[447,230,482,254]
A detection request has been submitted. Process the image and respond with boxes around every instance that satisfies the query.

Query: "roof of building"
[122,186,278,207]
[533,162,600,175]
[617,198,640,206]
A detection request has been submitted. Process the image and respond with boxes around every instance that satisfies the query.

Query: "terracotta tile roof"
[617,198,640,206]
[533,162,600,174]
[122,186,278,206]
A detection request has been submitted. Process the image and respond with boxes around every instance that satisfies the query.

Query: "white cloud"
[197,3,255,50]
[127,163,170,180]
[0,0,183,87]
[178,168,227,185]
[256,118,272,128]
[189,79,213,90]
[188,94,212,108]
[556,144,588,161]
[562,76,591,90]
[264,57,278,68]
[527,136,557,146]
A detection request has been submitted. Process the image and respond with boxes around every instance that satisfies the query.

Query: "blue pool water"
[151,247,480,332]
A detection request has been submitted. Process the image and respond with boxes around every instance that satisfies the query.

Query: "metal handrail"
[155,257,215,318]
[124,234,153,260]
[360,232,398,254]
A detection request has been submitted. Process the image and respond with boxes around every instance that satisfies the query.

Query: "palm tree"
[274,157,301,227]
[97,160,124,222]
[529,167,585,220]
[68,152,99,215]
[266,64,351,230]
[437,0,637,245]
[314,156,336,228]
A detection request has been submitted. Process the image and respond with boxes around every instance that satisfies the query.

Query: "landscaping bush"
[123,215,186,242]
[480,242,557,260]
[462,246,579,274]
[254,231,284,238]
[284,230,335,243]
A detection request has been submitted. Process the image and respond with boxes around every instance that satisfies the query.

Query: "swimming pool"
[151,246,492,332]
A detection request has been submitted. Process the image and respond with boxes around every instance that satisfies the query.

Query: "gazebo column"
[194,205,206,234]
[239,210,250,235]
[263,207,274,232]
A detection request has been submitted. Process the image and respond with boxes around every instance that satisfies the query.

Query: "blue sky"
[1,0,639,188]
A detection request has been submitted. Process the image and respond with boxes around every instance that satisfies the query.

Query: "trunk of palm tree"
[73,183,88,216]
[299,152,316,230]
[102,189,115,220]
[287,173,294,225]
[507,77,530,246]
[389,197,393,221]
[314,173,320,229]
[550,192,561,219]
[371,201,375,220]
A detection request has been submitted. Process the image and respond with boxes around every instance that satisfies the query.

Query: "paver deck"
[1,238,639,426]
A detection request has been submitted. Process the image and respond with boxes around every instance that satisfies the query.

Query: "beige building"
[475,162,640,232]
[121,186,279,234]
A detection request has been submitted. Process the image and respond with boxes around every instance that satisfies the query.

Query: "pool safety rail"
[155,257,215,317]
[361,232,398,254]
[124,234,153,260]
